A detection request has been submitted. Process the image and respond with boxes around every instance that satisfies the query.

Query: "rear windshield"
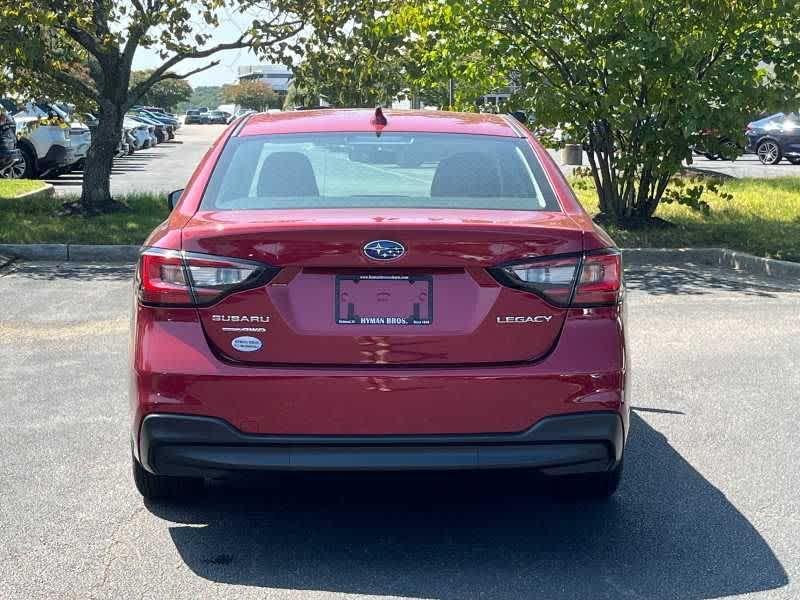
[201,132,560,211]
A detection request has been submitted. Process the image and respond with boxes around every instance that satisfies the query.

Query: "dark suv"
[185,109,202,124]
[745,113,800,165]
[0,106,21,178]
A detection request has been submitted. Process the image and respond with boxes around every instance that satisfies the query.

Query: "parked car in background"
[127,115,158,148]
[745,113,800,165]
[136,111,174,140]
[67,120,91,171]
[0,98,180,180]
[11,101,75,179]
[124,117,152,149]
[692,129,741,161]
[127,113,167,144]
[146,108,181,131]
[133,108,179,139]
[34,102,90,174]
[27,102,92,174]
[0,107,22,178]
[201,110,229,124]
[122,128,136,156]
[185,109,202,124]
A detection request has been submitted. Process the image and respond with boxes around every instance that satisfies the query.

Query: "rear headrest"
[258,152,319,197]
[430,152,500,197]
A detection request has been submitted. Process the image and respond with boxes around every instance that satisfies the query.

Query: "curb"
[679,167,736,181]
[0,243,140,262]
[0,244,797,281]
[69,244,141,262]
[622,247,800,280]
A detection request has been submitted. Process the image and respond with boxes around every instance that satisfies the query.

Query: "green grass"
[0,179,47,198]
[572,177,800,262]
[0,192,168,244]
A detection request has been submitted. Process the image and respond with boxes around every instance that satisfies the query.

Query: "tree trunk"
[78,103,124,213]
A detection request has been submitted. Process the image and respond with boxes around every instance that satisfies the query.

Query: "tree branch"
[159,62,220,81]
[122,0,154,69]
[61,24,104,61]
[125,10,304,109]
[125,35,250,107]
[49,69,100,102]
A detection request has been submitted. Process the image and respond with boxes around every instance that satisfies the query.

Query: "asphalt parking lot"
[687,153,800,178]
[1,259,799,599]
[550,149,800,179]
[47,124,228,197]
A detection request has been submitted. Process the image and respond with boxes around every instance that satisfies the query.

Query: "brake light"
[136,248,277,307]
[573,251,622,306]
[491,250,622,307]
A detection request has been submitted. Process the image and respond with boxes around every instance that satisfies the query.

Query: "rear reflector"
[490,250,622,307]
[137,248,277,307]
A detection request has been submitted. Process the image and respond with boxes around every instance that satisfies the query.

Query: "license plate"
[335,274,433,326]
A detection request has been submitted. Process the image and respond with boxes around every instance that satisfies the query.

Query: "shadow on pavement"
[44,176,83,187]
[147,413,787,599]
[624,263,787,297]
[43,143,180,187]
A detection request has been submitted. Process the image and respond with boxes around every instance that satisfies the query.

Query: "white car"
[68,121,91,171]
[128,117,158,147]
[12,104,75,179]
[124,117,152,150]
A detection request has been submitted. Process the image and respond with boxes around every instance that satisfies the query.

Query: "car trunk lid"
[181,209,583,366]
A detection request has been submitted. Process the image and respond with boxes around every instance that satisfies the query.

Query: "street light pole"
[448,78,454,109]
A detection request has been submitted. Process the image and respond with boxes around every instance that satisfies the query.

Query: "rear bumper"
[131,304,630,441]
[139,412,624,477]
[40,145,75,171]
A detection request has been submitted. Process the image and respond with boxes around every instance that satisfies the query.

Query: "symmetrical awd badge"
[363,240,405,261]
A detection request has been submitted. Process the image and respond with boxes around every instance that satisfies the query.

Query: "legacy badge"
[496,315,554,324]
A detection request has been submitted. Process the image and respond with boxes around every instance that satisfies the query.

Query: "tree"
[290,13,406,108]
[289,3,489,110]
[400,0,800,225]
[179,86,222,112]
[221,80,277,111]
[129,70,192,111]
[0,0,360,213]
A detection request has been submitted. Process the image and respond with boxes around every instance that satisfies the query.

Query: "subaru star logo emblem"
[363,240,405,261]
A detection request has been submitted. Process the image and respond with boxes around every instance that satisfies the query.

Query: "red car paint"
[131,110,628,448]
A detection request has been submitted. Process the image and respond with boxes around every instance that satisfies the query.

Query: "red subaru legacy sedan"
[131,109,629,500]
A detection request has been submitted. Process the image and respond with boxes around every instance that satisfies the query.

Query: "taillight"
[490,250,622,307]
[493,254,580,305]
[572,251,622,306]
[136,248,277,307]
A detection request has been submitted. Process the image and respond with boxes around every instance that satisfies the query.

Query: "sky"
[130,6,276,88]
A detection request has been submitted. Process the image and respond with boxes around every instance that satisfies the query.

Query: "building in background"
[238,64,293,99]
